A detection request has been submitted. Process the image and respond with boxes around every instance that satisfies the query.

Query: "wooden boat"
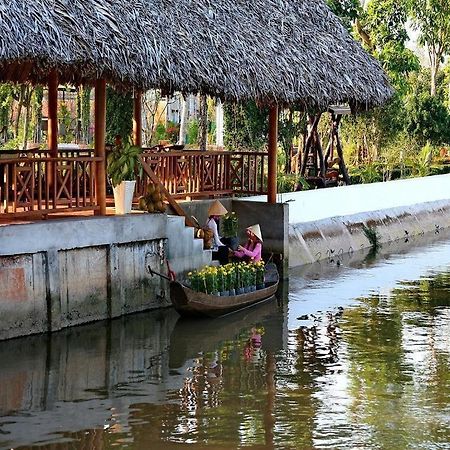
[170,263,279,318]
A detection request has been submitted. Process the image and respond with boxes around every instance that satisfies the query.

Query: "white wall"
[240,174,450,223]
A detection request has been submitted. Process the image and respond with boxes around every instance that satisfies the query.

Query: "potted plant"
[107,139,142,215]
[255,261,265,289]
[221,212,239,250]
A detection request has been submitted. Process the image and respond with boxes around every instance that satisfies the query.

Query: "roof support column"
[47,71,58,157]
[95,79,107,216]
[267,105,278,204]
[133,91,142,147]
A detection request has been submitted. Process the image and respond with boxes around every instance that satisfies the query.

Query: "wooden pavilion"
[0,0,393,221]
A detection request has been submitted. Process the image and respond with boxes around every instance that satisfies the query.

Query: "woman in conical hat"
[233,224,263,262]
[207,200,228,217]
[205,200,228,264]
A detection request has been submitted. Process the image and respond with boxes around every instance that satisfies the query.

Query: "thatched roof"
[0,0,392,109]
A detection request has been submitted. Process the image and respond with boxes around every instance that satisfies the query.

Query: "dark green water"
[0,234,449,449]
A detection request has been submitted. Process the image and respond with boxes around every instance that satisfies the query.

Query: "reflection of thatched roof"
[0,0,392,109]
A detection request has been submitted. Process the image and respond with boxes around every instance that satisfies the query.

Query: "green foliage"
[106,86,133,144]
[58,102,72,140]
[350,162,384,184]
[223,101,268,151]
[0,84,14,126]
[326,0,360,30]
[154,123,166,143]
[338,0,450,173]
[0,84,14,139]
[404,85,450,145]
[80,87,91,142]
[222,212,238,238]
[362,225,381,251]
[277,173,310,193]
[1,136,22,150]
[106,139,142,187]
[408,0,450,58]
[278,108,306,173]
[186,119,198,145]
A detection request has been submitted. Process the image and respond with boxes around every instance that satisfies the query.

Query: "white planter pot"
[113,180,136,215]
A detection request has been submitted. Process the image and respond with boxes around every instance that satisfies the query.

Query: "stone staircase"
[166,215,212,279]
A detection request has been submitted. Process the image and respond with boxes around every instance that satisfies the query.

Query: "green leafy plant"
[106,86,133,144]
[277,173,310,193]
[107,140,142,187]
[363,225,381,251]
[222,212,238,238]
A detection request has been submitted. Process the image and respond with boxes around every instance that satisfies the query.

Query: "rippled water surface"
[0,234,449,449]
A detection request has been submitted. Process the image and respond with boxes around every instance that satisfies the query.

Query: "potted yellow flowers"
[187,261,264,296]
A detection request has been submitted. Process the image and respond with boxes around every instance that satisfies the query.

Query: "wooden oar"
[147,265,172,281]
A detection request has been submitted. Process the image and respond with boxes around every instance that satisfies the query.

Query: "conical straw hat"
[247,224,263,242]
[208,200,228,216]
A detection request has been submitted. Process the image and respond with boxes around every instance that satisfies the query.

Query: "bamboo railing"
[0,150,99,217]
[0,148,268,219]
[137,149,268,199]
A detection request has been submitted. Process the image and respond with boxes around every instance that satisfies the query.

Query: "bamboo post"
[133,91,142,147]
[94,79,107,215]
[47,71,58,157]
[300,114,321,176]
[47,71,58,205]
[334,114,351,185]
[267,105,278,204]
[315,126,325,178]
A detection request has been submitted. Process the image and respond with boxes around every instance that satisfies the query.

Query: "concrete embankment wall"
[0,213,210,340]
[240,174,450,267]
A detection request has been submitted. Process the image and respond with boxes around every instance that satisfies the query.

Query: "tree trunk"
[14,85,26,139]
[430,61,438,97]
[198,94,208,151]
[33,86,44,144]
[22,86,32,150]
[178,95,187,145]
[215,99,224,149]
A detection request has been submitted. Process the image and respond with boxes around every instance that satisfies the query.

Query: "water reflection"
[0,235,449,449]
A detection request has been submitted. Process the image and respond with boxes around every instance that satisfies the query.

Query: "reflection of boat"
[170,264,279,318]
[169,297,282,368]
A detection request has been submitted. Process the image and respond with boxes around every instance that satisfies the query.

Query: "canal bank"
[0,213,211,340]
[244,173,450,267]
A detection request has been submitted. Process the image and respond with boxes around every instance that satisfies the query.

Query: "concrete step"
[166,215,212,278]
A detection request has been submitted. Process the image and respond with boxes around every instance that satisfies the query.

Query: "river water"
[0,232,449,449]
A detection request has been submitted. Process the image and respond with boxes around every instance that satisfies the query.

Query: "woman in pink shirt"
[233,224,263,262]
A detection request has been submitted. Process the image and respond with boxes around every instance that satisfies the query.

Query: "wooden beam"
[315,128,326,178]
[300,114,321,176]
[133,91,142,147]
[48,71,58,157]
[334,115,351,185]
[267,105,278,204]
[94,79,107,215]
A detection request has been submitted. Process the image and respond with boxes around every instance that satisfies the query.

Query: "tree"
[80,86,91,144]
[326,0,360,31]
[105,86,133,143]
[198,94,208,151]
[409,0,450,96]
[223,101,268,151]
[278,108,306,174]
[363,0,419,90]
[178,95,187,145]
[404,70,450,145]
